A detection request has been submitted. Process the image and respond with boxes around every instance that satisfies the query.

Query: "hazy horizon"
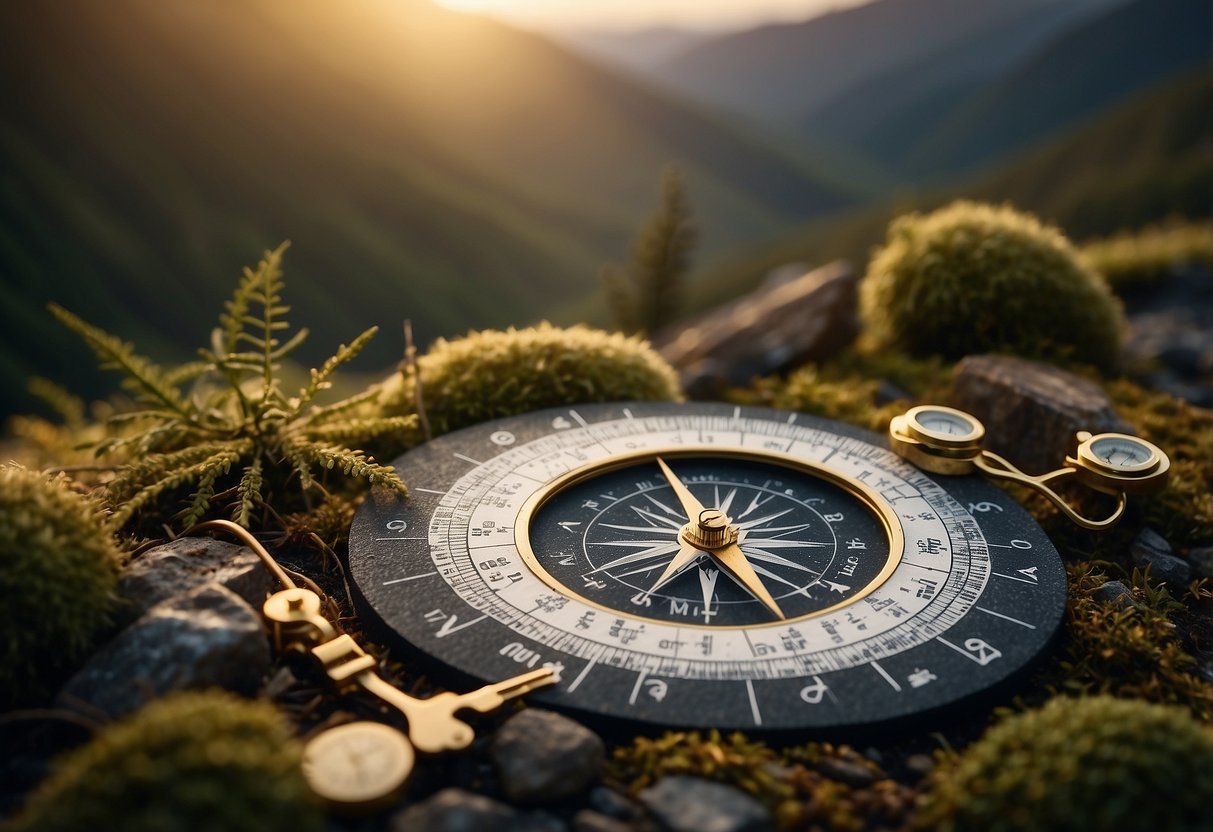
[433,0,875,32]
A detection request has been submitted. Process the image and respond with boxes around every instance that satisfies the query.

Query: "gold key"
[312,636,556,754]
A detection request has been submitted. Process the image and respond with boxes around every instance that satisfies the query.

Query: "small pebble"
[391,788,566,832]
[638,776,773,832]
[904,754,935,778]
[1130,528,1192,588]
[817,757,879,788]
[490,709,605,804]
[589,786,645,821]
[574,809,635,832]
[1091,580,1136,610]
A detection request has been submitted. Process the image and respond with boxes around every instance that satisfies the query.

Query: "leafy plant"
[603,165,696,336]
[50,243,412,530]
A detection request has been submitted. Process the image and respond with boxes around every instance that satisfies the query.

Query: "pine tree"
[603,166,696,336]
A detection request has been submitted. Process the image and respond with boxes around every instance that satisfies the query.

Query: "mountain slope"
[904,0,1212,177]
[799,0,1118,168]
[652,0,1067,125]
[0,0,856,414]
[691,71,1212,312]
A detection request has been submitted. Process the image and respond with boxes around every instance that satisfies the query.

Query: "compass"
[348,403,1074,732]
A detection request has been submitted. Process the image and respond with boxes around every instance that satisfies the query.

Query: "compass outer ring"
[348,402,1067,733]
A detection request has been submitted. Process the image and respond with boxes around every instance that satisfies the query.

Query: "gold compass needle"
[655,456,706,521]
[714,541,786,620]
[647,539,704,594]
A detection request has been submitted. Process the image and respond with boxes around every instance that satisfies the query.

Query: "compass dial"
[349,403,1066,731]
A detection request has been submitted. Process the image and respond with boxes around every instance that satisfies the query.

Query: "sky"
[432,0,874,31]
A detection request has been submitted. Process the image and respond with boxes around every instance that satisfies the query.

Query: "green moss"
[376,322,682,435]
[1104,379,1213,549]
[916,695,1213,832]
[1082,221,1213,294]
[1047,563,1213,721]
[752,349,951,433]
[13,690,322,832]
[0,466,120,707]
[860,201,1123,369]
[610,731,915,832]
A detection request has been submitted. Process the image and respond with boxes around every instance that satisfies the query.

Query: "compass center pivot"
[682,508,739,549]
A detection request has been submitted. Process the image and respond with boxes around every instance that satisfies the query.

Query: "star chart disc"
[348,403,1066,731]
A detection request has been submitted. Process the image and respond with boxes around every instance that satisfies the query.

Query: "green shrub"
[377,322,682,435]
[0,466,120,706]
[917,695,1213,832]
[1082,221,1213,294]
[13,690,322,832]
[861,201,1123,369]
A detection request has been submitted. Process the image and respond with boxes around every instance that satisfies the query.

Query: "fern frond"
[162,361,212,388]
[110,444,245,528]
[234,456,264,527]
[301,415,418,445]
[49,304,189,415]
[107,440,246,501]
[180,451,240,528]
[301,444,408,495]
[281,439,318,491]
[292,326,379,414]
[304,387,381,424]
[27,377,85,427]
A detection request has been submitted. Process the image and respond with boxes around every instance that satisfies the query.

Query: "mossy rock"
[0,466,120,706]
[917,695,1213,832]
[861,201,1123,369]
[378,322,682,435]
[13,690,322,832]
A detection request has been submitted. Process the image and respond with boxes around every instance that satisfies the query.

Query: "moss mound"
[861,201,1123,369]
[0,466,120,706]
[917,695,1213,832]
[14,690,322,832]
[379,322,682,435]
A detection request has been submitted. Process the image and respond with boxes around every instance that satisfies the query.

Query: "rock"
[658,261,857,394]
[1130,528,1192,588]
[574,810,635,832]
[952,355,1134,474]
[638,776,773,832]
[904,754,935,778]
[391,789,565,832]
[817,756,879,787]
[57,584,271,719]
[1092,580,1136,610]
[1189,547,1213,580]
[117,536,276,625]
[589,786,645,821]
[490,709,606,804]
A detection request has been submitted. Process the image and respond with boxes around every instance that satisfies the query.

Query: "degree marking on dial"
[375,536,426,541]
[870,660,902,691]
[414,487,446,495]
[382,571,438,586]
[992,571,1037,584]
[745,679,762,726]
[976,606,1036,629]
[453,453,484,466]
[566,655,598,692]
[569,409,588,427]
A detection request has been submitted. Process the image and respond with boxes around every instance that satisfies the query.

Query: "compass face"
[349,403,1066,732]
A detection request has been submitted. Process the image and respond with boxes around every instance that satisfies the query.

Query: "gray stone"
[817,756,879,787]
[57,583,271,719]
[589,786,644,820]
[951,354,1133,474]
[658,261,857,392]
[1130,528,1192,588]
[573,810,635,832]
[490,709,606,804]
[904,754,935,778]
[1189,547,1213,580]
[117,536,275,625]
[638,776,773,832]
[391,789,565,832]
[1091,580,1136,610]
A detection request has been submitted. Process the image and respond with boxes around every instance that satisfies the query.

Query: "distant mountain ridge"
[0,0,857,414]
[652,0,1073,124]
